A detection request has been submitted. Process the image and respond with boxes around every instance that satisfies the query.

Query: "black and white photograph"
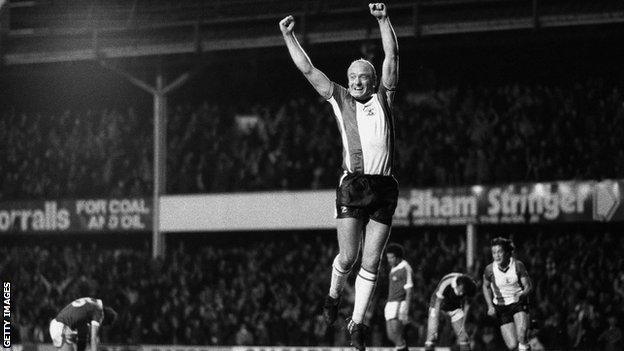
[0,1,623,350]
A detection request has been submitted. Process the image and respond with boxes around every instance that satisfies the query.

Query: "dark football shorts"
[335,172,399,226]
[494,301,529,326]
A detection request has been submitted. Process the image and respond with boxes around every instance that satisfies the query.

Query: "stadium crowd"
[1,78,623,200]
[0,107,152,200]
[2,227,622,350]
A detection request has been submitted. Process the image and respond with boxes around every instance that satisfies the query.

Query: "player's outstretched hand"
[369,3,387,19]
[279,15,295,35]
[487,306,496,317]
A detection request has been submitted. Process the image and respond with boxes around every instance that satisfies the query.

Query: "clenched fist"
[279,15,295,35]
[369,3,387,19]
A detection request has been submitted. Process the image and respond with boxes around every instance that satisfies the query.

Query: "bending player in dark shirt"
[49,297,117,351]
[425,273,477,351]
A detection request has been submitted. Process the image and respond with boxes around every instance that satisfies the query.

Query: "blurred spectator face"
[491,244,509,265]
[546,257,556,274]
[386,252,399,268]
[608,316,617,328]
[347,61,376,100]
[545,312,561,327]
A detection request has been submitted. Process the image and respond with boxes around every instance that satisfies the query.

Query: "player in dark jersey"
[49,297,117,351]
[425,273,477,351]
[384,244,413,351]
[280,3,399,351]
[483,237,533,351]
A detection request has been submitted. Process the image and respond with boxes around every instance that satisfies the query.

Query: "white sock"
[518,343,530,351]
[329,255,350,299]
[352,267,377,323]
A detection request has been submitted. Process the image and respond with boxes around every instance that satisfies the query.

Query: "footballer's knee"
[360,249,384,273]
[458,341,471,351]
[517,332,528,345]
[389,332,403,346]
[335,253,356,272]
[458,334,470,348]
[424,340,436,351]
[360,255,381,274]
[387,324,399,339]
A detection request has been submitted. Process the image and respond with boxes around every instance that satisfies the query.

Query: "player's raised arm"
[370,3,398,92]
[279,15,333,100]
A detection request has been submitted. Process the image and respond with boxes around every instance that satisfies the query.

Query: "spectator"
[2,79,623,199]
[2,227,622,347]
[598,316,623,351]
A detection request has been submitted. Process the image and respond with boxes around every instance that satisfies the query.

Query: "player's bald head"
[346,59,377,99]
[348,59,377,83]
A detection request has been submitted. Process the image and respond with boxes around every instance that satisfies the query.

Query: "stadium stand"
[2,2,624,350]
[2,225,623,349]
[1,78,623,200]
[0,106,151,200]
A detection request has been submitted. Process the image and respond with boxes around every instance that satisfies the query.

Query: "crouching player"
[425,273,477,351]
[49,297,117,351]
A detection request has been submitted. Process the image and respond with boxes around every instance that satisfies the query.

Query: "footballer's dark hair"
[491,237,515,254]
[103,306,118,326]
[456,275,478,297]
[386,243,404,260]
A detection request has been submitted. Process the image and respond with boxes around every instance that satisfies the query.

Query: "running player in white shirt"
[384,244,413,351]
[424,273,477,351]
[483,237,533,351]
[279,3,399,351]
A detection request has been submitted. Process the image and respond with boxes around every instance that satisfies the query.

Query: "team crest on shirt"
[363,103,376,116]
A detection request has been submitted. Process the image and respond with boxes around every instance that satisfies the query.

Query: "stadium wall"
[159,191,336,232]
[0,180,621,233]
[159,179,624,232]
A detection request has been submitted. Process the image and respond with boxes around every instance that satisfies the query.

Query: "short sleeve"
[404,264,414,290]
[377,83,396,106]
[434,276,453,299]
[516,260,529,278]
[328,82,349,104]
